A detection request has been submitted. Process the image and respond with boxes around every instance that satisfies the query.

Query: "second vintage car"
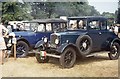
[8,18,67,57]
[34,16,120,68]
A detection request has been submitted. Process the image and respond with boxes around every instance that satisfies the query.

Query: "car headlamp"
[44,37,48,43]
[55,39,59,45]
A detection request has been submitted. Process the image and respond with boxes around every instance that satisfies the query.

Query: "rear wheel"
[59,47,76,68]
[76,35,92,56]
[108,42,120,60]
[35,49,49,63]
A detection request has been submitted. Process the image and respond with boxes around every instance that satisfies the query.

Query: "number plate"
[40,51,46,57]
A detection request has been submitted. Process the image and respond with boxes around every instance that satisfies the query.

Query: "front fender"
[57,43,79,54]
[35,40,44,48]
[110,38,120,46]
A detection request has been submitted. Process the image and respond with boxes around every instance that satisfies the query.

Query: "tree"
[1,1,100,20]
[117,0,120,24]
[101,12,115,19]
[31,2,100,18]
[2,2,33,21]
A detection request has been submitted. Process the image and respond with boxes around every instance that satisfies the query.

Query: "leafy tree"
[1,1,100,21]
[101,12,115,18]
[30,2,100,19]
[2,2,33,21]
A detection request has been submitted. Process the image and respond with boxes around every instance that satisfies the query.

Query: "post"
[12,37,17,60]
[14,43,16,60]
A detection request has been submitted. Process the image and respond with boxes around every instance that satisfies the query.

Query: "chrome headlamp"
[55,38,59,45]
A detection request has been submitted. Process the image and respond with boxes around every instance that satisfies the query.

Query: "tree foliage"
[31,2,100,19]
[101,12,115,19]
[2,2,33,21]
[1,1,101,21]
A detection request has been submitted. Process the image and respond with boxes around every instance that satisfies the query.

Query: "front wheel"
[59,47,76,68]
[16,41,29,57]
[108,42,120,60]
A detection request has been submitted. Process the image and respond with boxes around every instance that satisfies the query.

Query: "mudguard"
[35,40,44,48]
[110,38,120,46]
[56,43,79,54]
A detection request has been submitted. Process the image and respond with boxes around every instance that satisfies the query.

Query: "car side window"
[89,21,100,30]
[30,23,39,31]
[78,20,86,30]
[53,23,60,31]
[60,23,67,31]
[46,23,52,32]
[68,20,77,30]
[100,21,107,30]
[24,23,30,30]
[37,24,45,32]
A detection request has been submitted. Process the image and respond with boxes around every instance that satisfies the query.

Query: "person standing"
[0,21,9,65]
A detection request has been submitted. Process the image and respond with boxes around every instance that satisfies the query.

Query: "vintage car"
[7,18,67,57]
[34,16,120,68]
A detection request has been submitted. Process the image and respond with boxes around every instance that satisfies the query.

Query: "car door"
[87,20,103,51]
[98,20,115,50]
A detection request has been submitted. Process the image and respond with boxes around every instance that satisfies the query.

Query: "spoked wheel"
[76,35,92,56]
[60,47,76,68]
[35,49,49,63]
[108,42,120,60]
[16,41,29,57]
[80,39,90,52]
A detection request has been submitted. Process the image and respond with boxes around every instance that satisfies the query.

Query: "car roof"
[68,16,107,20]
[23,18,67,23]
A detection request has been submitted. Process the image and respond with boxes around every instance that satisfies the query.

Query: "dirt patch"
[1,53,119,77]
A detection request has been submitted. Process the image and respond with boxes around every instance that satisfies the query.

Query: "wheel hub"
[112,46,118,56]
[82,42,87,49]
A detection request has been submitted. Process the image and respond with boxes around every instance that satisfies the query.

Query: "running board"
[86,51,109,57]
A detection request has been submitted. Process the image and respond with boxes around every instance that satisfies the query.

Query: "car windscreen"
[52,22,67,32]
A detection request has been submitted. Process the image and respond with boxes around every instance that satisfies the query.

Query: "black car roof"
[23,18,67,23]
[68,16,107,20]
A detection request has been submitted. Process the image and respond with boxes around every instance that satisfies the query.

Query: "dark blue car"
[8,19,67,57]
[34,16,120,68]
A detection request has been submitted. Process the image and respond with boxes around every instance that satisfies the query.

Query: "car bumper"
[33,49,61,58]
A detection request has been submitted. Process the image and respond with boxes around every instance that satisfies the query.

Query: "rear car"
[7,18,67,57]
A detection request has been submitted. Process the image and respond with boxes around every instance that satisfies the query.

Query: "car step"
[86,51,109,57]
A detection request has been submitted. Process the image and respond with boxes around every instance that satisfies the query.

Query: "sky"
[88,0,118,14]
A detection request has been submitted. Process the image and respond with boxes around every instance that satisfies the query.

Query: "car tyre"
[108,42,120,60]
[59,47,76,68]
[76,35,92,56]
[15,41,29,57]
